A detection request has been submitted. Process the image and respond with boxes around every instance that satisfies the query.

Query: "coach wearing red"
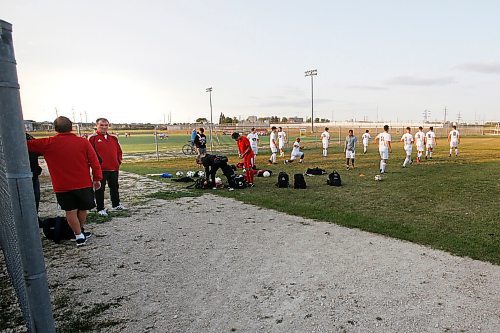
[232,132,255,186]
[89,118,124,216]
[27,116,102,246]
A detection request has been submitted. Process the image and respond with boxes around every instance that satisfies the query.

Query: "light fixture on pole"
[305,69,317,132]
[206,87,214,152]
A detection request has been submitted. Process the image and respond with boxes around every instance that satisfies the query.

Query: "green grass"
[123,136,500,265]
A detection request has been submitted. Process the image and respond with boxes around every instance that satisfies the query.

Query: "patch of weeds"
[86,212,111,224]
[0,258,25,330]
[147,190,200,200]
[109,210,132,218]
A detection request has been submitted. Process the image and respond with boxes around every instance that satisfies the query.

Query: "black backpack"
[40,217,75,243]
[293,173,307,189]
[188,177,209,189]
[233,174,248,189]
[327,171,342,186]
[276,172,289,188]
[305,167,327,176]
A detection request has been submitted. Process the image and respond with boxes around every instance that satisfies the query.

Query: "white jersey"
[376,132,391,149]
[414,131,425,145]
[247,132,259,147]
[449,129,460,142]
[269,132,277,148]
[321,131,330,144]
[425,131,436,146]
[278,131,286,147]
[362,133,371,145]
[291,141,301,156]
[401,133,414,147]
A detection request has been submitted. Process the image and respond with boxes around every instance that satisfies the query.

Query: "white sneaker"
[112,204,126,211]
[98,209,108,217]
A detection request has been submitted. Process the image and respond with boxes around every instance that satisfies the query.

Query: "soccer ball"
[374,175,382,181]
[186,171,195,177]
[197,171,205,177]
[263,171,271,177]
[175,171,184,177]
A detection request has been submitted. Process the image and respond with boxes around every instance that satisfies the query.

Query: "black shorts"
[55,187,96,211]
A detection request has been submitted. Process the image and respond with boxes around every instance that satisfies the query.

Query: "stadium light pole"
[206,87,214,152]
[305,69,317,132]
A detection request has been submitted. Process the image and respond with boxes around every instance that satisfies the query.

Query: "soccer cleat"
[212,187,217,190]
[248,183,255,188]
[228,187,234,191]
[76,235,87,247]
[112,204,126,211]
[98,209,108,217]
[284,160,288,164]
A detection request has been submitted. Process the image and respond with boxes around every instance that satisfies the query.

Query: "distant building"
[24,120,35,131]
[246,116,258,123]
[288,117,304,123]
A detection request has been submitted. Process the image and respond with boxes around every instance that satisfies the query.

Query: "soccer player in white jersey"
[448,125,460,157]
[284,138,304,164]
[362,129,371,154]
[375,125,392,173]
[247,127,259,164]
[424,126,437,159]
[320,127,330,157]
[277,127,287,157]
[400,127,414,168]
[414,126,425,163]
[268,126,278,165]
[344,129,357,169]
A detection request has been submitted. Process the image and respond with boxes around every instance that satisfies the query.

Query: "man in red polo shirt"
[27,116,102,246]
[232,132,255,186]
[88,118,124,216]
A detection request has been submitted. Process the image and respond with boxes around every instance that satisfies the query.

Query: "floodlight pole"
[305,69,317,133]
[206,87,213,152]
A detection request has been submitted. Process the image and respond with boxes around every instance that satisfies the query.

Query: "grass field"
[121,136,500,265]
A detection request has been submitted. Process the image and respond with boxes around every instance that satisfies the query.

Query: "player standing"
[321,127,330,157]
[284,138,304,164]
[278,126,287,157]
[425,126,437,159]
[247,127,259,165]
[268,126,278,165]
[400,127,414,168]
[344,129,357,169]
[448,125,460,157]
[414,126,425,163]
[232,132,255,186]
[362,130,371,154]
[375,125,392,174]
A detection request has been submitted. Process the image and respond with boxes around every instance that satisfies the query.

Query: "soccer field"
[122,136,500,264]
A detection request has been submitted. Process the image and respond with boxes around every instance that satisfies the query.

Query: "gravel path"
[30,171,500,332]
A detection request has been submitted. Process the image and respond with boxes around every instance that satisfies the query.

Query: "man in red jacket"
[27,116,102,246]
[88,118,124,216]
[232,132,255,186]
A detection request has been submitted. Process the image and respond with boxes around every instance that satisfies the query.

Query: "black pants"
[32,176,40,212]
[94,170,120,211]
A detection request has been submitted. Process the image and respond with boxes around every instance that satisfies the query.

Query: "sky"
[2,0,500,124]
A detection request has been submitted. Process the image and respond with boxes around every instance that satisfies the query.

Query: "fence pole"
[0,20,55,332]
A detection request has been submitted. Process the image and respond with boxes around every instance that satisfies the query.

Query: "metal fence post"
[0,19,55,332]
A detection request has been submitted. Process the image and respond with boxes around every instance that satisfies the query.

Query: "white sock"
[430,151,433,158]
[75,233,84,240]
[449,149,452,155]
[272,153,276,163]
[455,149,458,155]
[380,160,383,171]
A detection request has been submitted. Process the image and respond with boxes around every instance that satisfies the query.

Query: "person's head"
[199,127,204,133]
[296,137,301,143]
[383,125,389,132]
[251,127,256,133]
[96,118,110,134]
[419,126,423,130]
[231,132,241,140]
[271,126,277,132]
[325,127,329,131]
[54,116,73,133]
[406,126,411,133]
[365,129,369,133]
[429,126,434,131]
[452,125,457,130]
[192,128,196,132]
[278,126,282,131]
[348,129,354,136]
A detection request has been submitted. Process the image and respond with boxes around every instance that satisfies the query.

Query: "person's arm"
[388,140,392,152]
[114,136,123,165]
[86,141,102,189]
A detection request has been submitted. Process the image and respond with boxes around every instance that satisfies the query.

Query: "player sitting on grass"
[284,138,304,164]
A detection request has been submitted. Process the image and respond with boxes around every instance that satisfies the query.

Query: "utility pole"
[444,106,447,123]
[457,112,462,124]
[206,87,214,152]
[305,69,317,133]
[423,109,430,123]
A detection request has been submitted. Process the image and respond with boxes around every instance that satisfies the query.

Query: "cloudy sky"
[2,0,499,124]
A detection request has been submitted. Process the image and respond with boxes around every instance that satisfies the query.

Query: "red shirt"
[27,132,102,193]
[88,132,123,171]
[237,136,254,158]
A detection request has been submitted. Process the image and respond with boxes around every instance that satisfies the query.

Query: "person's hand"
[93,181,101,190]
[238,153,242,159]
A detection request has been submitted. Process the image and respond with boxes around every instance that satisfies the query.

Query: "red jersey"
[27,133,102,193]
[237,136,254,158]
[88,132,123,171]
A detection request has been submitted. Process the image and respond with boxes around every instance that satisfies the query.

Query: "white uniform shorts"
[379,147,389,160]
[363,139,369,147]
[251,145,258,155]
[322,141,329,149]
[345,150,356,159]
[449,140,459,148]
[279,141,285,149]
[416,143,425,151]
[404,145,412,155]
[290,152,304,161]
[270,146,277,154]
[426,143,435,149]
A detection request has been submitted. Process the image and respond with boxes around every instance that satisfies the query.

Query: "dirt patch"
[2,171,499,332]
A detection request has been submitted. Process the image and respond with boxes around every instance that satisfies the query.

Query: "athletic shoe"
[425,156,428,160]
[284,160,288,164]
[112,204,126,211]
[76,235,88,247]
[228,187,234,191]
[299,160,303,163]
[248,183,255,188]
[98,209,108,217]
[212,187,217,190]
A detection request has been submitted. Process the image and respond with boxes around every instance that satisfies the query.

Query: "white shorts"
[379,147,389,160]
[290,152,304,160]
[416,143,425,151]
[270,146,277,154]
[426,143,435,149]
[404,145,412,155]
[363,140,369,147]
[345,150,356,159]
[449,141,458,148]
[322,142,329,149]
[279,142,285,149]
[251,145,258,155]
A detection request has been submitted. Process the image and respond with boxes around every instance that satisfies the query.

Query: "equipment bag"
[188,176,209,189]
[233,174,248,189]
[293,173,307,189]
[276,171,289,188]
[327,171,342,186]
[305,167,327,176]
[40,217,75,243]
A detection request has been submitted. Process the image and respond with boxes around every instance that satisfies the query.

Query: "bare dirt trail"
[12,171,500,332]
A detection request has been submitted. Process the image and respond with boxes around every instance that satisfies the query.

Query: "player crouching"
[284,138,304,164]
